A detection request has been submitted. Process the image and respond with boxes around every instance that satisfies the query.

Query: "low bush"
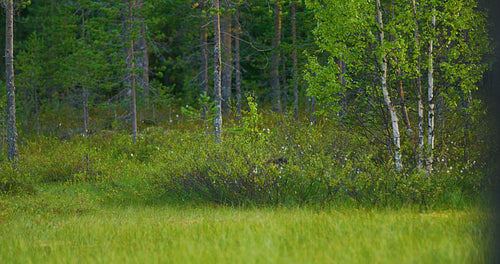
[0,110,488,208]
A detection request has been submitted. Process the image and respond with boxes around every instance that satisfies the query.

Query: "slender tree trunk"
[131,0,148,106]
[427,9,436,173]
[376,0,402,171]
[129,0,138,143]
[222,2,232,114]
[121,1,132,95]
[5,0,18,162]
[213,0,223,141]
[411,0,424,169]
[200,0,209,117]
[292,0,299,120]
[271,0,282,112]
[234,6,242,119]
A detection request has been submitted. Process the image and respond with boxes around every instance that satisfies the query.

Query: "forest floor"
[0,182,493,264]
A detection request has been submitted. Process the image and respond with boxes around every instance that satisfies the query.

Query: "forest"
[0,0,497,263]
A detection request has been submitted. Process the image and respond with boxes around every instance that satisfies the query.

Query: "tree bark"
[5,0,18,162]
[129,0,138,143]
[234,6,242,119]
[121,0,132,95]
[376,0,402,171]
[222,1,232,113]
[200,0,209,117]
[271,0,282,112]
[292,0,298,120]
[427,9,436,173]
[213,0,222,141]
[411,0,424,170]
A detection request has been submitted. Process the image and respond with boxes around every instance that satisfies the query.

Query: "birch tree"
[411,0,425,169]
[376,0,402,171]
[213,0,223,141]
[221,0,232,113]
[426,7,435,172]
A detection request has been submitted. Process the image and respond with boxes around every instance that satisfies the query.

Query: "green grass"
[0,185,492,264]
[0,111,493,263]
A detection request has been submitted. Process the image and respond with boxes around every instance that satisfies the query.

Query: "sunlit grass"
[0,110,492,263]
[0,200,491,264]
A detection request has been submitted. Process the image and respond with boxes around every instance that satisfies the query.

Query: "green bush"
[0,109,488,208]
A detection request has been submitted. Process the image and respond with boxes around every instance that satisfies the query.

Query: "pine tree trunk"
[200,0,209,117]
[213,0,222,141]
[5,0,18,162]
[133,0,148,106]
[121,1,132,95]
[222,5,232,114]
[426,9,436,173]
[411,0,424,170]
[376,0,402,171]
[292,0,299,120]
[200,1,208,93]
[129,0,138,143]
[271,0,282,113]
[234,6,242,119]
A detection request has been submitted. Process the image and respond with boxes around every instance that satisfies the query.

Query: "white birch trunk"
[213,0,223,141]
[411,0,424,169]
[426,9,436,173]
[376,0,402,171]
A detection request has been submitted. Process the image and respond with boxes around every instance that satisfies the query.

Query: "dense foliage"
[0,0,494,206]
[0,108,488,206]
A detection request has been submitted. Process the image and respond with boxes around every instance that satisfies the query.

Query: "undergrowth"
[0,107,489,209]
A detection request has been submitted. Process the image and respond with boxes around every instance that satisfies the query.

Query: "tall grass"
[0,204,491,264]
[0,108,493,263]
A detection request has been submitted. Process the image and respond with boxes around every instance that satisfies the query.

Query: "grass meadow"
[0,112,494,263]
[0,183,493,264]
